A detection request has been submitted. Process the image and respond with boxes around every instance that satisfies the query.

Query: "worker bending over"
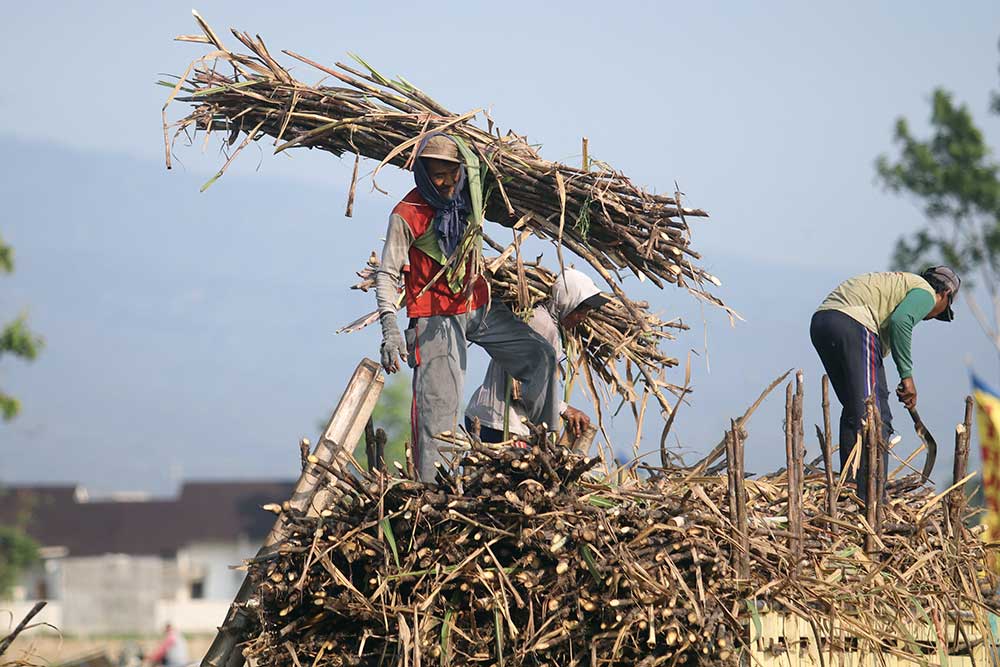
[810,267,960,496]
[374,133,559,481]
[466,268,606,443]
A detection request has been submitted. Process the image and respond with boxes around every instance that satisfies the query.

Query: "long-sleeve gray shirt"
[374,212,415,316]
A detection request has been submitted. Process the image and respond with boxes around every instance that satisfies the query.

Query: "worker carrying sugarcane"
[374,132,560,481]
[810,267,961,493]
[465,268,607,444]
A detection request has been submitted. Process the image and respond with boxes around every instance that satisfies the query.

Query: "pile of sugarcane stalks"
[236,372,999,667]
[161,12,734,331]
[343,239,688,421]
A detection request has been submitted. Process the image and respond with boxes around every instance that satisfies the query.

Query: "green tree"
[0,525,39,599]
[1,234,43,420]
[875,41,1000,351]
[353,376,409,470]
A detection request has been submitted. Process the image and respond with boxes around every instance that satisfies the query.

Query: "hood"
[549,268,603,321]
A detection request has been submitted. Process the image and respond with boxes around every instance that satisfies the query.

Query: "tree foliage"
[1,234,43,421]
[0,525,39,599]
[875,40,1000,349]
[320,375,411,471]
[352,376,409,469]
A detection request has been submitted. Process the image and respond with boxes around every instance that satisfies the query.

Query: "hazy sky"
[2,1,1000,494]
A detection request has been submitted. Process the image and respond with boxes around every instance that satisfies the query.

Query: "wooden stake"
[364,417,377,473]
[793,371,805,563]
[582,137,589,172]
[821,375,837,527]
[784,382,800,565]
[950,396,974,540]
[725,426,737,526]
[375,427,387,473]
[872,402,886,538]
[864,401,878,556]
[732,419,750,580]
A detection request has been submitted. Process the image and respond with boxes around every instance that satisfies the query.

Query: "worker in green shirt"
[810,267,961,497]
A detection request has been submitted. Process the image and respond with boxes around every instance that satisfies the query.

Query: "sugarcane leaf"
[579,544,602,584]
[440,605,454,667]
[381,517,400,567]
[194,79,261,97]
[493,605,504,667]
[348,52,392,86]
[911,598,946,666]
[200,172,223,192]
[745,599,762,642]
[587,495,616,509]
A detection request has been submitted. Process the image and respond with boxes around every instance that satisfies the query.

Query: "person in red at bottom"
[374,133,559,481]
[145,624,189,667]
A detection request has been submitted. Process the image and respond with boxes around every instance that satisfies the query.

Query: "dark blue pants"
[810,310,893,498]
[464,416,505,444]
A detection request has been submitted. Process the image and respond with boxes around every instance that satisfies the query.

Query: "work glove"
[379,311,407,373]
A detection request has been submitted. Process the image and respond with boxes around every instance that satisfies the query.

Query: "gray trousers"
[404,299,558,481]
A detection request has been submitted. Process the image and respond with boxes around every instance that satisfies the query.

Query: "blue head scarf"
[413,134,470,257]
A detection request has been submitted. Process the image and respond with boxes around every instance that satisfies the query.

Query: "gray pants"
[405,299,558,481]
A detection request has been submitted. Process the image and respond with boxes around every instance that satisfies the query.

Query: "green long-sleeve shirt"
[888,288,935,379]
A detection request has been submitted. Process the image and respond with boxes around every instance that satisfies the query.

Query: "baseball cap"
[580,293,610,310]
[417,134,461,163]
[922,266,961,322]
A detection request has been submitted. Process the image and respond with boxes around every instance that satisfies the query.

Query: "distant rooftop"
[0,480,295,557]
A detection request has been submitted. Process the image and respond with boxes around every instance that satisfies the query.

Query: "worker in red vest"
[374,133,559,481]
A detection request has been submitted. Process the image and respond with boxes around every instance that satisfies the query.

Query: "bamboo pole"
[201,358,384,667]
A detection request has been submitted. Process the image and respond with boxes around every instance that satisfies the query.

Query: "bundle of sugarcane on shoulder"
[163,11,727,470]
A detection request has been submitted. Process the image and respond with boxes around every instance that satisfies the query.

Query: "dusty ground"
[3,634,214,666]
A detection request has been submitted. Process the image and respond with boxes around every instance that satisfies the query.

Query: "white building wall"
[175,540,253,602]
[154,599,231,634]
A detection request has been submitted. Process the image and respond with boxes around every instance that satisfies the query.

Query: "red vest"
[394,189,489,318]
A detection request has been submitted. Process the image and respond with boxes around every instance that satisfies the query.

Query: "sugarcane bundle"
[161,12,733,336]
[239,386,999,667]
[345,238,688,420]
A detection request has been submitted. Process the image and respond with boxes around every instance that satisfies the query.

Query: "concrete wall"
[6,540,255,636]
[60,555,178,635]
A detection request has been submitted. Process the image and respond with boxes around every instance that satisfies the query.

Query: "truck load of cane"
[161,13,1000,667]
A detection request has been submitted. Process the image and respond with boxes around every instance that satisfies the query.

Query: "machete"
[907,405,938,482]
